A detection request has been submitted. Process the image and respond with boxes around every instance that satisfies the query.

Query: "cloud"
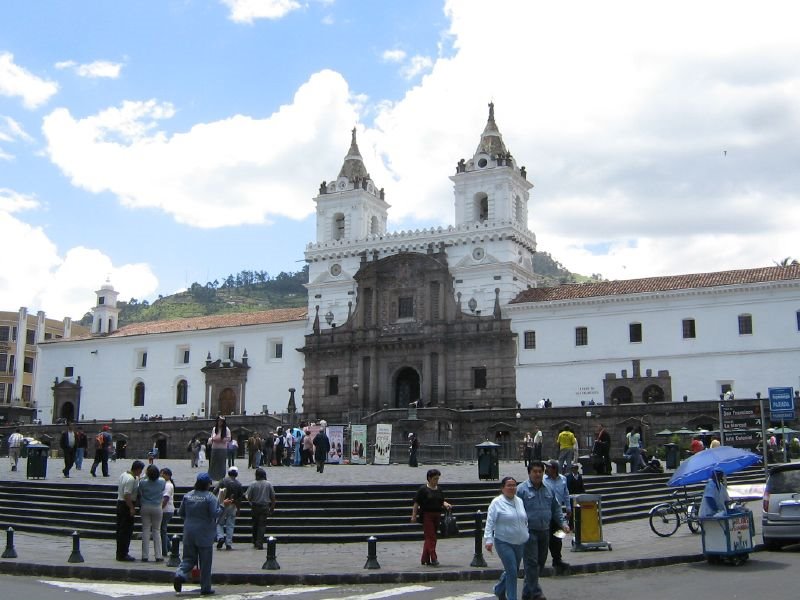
[0,52,59,109]
[399,55,434,80]
[0,116,34,160]
[0,197,159,319]
[221,0,301,23]
[55,59,123,79]
[364,0,800,279]
[42,70,364,228]
[382,49,407,64]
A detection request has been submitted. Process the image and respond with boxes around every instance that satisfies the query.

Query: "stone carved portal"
[394,367,420,408]
[219,388,237,415]
[60,401,75,422]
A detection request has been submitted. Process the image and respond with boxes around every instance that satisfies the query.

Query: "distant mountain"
[78,254,594,327]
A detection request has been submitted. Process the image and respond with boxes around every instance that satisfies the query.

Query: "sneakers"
[216,538,224,550]
[173,576,183,593]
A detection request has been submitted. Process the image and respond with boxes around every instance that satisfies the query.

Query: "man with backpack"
[90,425,113,477]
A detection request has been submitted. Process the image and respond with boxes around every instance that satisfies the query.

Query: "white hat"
[228,466,238,475]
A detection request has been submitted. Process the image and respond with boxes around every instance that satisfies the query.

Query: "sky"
[1,0,800,321]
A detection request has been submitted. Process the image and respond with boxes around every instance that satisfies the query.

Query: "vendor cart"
[699,508,755,565]
[571,494,612,552]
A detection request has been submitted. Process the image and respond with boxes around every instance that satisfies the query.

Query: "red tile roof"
[511,265,800,304]
[48,307,307,342]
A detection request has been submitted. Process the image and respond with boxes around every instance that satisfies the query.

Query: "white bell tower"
[91,280,120,335]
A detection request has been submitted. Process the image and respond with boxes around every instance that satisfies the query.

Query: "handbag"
[438,509,459,537]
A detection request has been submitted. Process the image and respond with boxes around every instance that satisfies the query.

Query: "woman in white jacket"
[484,477,529,600]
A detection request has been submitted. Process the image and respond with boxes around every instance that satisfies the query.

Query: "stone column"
[14,307,27,404]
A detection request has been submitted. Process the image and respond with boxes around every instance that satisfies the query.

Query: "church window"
[575,326,588,346]
[98,296,105,305]
[370,215,380,235]
[473,193,489,222]
[682,318,696,339]
[137,350,148,368]
[796,310,800,331]
[23,356,34,373]
[629,323,642,343]
[64,366,74,377]
[398,296,414,319]
[738,314,753,335]
[473,367,487,389]
[327,375,339,396]
[133,382,145,406]
[269,340,283,359]
[524,330,536,349]
[176,379,188,405]
[222,344,235,361]
[333,213,345,240]
[430,282,440,320]
[26,329,35,345]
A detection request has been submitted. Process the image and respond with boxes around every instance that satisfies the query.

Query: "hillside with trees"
[78,253,594,326]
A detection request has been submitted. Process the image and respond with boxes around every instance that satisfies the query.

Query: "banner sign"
[769,387,795,421]
[350,424,367,464]
[374,423,393,465]
[325,425,344,464]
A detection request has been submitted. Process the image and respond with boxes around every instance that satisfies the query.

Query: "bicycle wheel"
[649,504,680,537]
[686,501,701,534]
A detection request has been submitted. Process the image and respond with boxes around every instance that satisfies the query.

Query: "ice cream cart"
[700,508,755,565]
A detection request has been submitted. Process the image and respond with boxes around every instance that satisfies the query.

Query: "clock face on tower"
[330,263,342,277]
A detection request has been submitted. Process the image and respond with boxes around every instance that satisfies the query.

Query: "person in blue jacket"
[699,469,730,518]
[174,472,221,595]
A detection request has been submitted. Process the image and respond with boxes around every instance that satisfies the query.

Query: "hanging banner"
[325,425,344,464]
[374,423,393,465]
[350,424,367,464]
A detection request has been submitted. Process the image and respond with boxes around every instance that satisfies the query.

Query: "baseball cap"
[102,425,110,431]
[546,459,559,469]
[228,466,239,475]
[196,472,212,484]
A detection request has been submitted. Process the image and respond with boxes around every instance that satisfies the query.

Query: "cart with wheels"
[699,508,755,566]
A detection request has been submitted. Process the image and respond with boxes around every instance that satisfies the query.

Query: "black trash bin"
[476,440,500,480]
[26,443,49,479]
[663,443,679,470]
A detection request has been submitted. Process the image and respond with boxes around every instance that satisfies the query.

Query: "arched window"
[333,213,345,240]
[133,381,145,406]
[474,193,489,222]
[370,215,379,235]
[176,379,188,405]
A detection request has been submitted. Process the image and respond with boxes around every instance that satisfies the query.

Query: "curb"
[1,549,752,585]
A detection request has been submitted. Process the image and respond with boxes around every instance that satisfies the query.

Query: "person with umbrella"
[699,469,730,518]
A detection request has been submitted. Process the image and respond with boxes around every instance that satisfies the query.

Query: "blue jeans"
[176,542,213,594]
[161,512,173,557]
[75,447,85,469]
[216,508,236,545]
[522,529,549,599]
[494,538,524,600]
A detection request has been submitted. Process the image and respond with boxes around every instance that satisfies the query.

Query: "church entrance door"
[60,401,75,422]
[219,387,237,415]
[394,367,420,408]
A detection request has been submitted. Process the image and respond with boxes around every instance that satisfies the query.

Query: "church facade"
[29,106,800,429]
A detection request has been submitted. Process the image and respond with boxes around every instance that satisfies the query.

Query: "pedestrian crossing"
[39,580,495,600]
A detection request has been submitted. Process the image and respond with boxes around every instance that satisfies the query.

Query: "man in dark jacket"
[59,421,77,477]
[313,426,331,473]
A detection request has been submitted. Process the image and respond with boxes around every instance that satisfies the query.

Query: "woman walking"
[160,468,175,558]
[174,472,220,595]
[485,476,528,600]
[209,416,231,481]
[138,464,166,562]
[411,468,452,566]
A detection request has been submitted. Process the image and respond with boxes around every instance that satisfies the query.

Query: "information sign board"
[768,387,795,421]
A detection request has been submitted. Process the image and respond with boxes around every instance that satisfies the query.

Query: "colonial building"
[29,105,800,434]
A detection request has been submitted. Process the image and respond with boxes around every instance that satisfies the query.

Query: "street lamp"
[353,383,360,413]
[325,311,334,326]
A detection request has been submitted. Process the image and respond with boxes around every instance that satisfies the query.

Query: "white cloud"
[0,191,158,319]
[382,49,407,64]
[42,70,363,228]
[0,52,59,109]
[399,55,433,80]
[364,0,800,278]
[221,0,301,23]
[0,116,34,160]
[55,59,123,79]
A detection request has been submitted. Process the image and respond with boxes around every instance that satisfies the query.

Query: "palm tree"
[774,257,800,267]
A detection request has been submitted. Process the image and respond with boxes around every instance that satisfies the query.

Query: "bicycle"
[648,488,702,537]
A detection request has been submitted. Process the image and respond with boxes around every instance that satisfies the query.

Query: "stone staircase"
[0,468,765,543]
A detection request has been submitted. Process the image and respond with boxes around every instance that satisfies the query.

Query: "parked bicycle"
[649,488,702,537]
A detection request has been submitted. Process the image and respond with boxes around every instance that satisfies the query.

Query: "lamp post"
[353,383,360,416]
[325,311,334,327]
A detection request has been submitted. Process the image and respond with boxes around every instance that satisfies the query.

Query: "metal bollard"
[167,534,181,567]
[68,530,85,563]
[363,535,380,569]
[470,511,487,567]
[261,536,280,570]
[1,527,17,559]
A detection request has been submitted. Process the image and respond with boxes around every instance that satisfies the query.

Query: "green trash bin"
[476,440,500,480]
[26,443,49,479]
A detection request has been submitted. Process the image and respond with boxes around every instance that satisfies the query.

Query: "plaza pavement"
[0,456,766,584]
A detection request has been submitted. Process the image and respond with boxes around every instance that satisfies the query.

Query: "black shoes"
[173,576,183,592]
[116,555,136,562]
[225,544,232,550]
[216,538,224,550]
[200,590,215,596]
